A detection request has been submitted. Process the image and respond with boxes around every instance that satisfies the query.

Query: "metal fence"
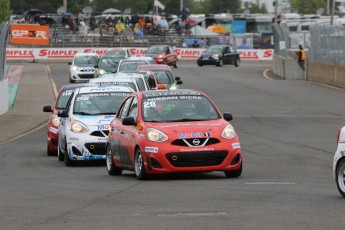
[0,24,9,81]
[309,25,345,66]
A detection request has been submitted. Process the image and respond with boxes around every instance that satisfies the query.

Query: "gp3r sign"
[10,24,49,45]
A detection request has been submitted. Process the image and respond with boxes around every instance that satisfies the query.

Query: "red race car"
[144,45,179,68]
[106,89,242,179]
[43,83,90,156]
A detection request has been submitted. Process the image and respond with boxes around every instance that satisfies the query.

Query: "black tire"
[217,59,223,67]
[134,148,149,180]
[47,143,56,156]
[69,78,75,83]
[336,158,345,197]
[64,142,76,167]
[173,60,178,68]
[224,162,242,178]
[197,61,203,67]
[57,142,64,161]
[235,59,240,67]
[106,145,122,176]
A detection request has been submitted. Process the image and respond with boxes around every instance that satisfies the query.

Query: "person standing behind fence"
[296,45,305,70]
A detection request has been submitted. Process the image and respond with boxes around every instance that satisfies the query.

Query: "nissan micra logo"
[192,139,200,145]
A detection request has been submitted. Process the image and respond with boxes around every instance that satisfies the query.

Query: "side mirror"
[68,62,72,65]
[176,80,183,85]
[57,109,69,118]
[223,112,233,121]
[122,117,136,126]
[158,84,166,89]
[175,76,180,81]
[94,65,99,68]
[43,105,52,112]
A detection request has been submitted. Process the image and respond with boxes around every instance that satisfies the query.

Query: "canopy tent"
[207,25,227,34]
[189,25,219,37]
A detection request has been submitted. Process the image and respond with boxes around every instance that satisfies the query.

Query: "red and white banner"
[6,48,273,61]
[154,0,165,10]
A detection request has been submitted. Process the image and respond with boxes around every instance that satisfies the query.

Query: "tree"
[290,0,326,14]
[244,3,268,14]
[0,0,10,22]
[204,0,242,14]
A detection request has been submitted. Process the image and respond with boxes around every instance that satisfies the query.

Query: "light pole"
[331,0,335,25]
[63,0,67,13]
[274,0,279,24]
[180,0,183,12]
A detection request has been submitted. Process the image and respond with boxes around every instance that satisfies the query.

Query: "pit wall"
[0,79,9,115]
[308,62,345,89]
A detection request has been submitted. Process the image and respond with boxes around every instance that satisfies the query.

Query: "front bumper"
[47,125,59,152]
[66,129,109,161]
[333,143,345,180]
[70,70,96,82]
[197,57,219,65]
[140,138,242,174]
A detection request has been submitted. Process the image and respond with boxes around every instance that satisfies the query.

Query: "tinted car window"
[56,89,74,109]
[118,97,133,119]
[128,97,138,121]
[136,78,146,91]
[74,56,99,65]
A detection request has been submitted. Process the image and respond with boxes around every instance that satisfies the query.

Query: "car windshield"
[73,92,131,115]
[151,70,173,84]
[99,58,119,68]
[74,56,99,65]
[56,89,74,109]
[105,50,127,57]
[119,61,148,71]
[206,47,223,53]
[142,95,220,122]
[146,47,166,54]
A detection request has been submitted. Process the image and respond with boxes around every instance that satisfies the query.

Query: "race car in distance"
[90,73,151,91]
[144,45,179,68]
[115,59,151,73]
[57,85,134,166]
[120,70,159,90]
[95,56,120,77]
[106,89,242,179]
[333,126,345,197]
[43,83,92,156]
[197,45,240,67]
[69,53,99,83]
[137,64,182,89]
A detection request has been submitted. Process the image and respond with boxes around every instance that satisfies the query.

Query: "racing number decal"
[143,101,156,108]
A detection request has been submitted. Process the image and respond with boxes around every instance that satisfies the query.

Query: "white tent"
[189,25,219,37]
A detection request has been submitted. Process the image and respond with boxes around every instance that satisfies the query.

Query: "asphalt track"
[1,61,345,230]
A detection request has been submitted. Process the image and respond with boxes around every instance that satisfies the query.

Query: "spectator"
[180,8,189,21]
[157,16,169,34]
[296,44,305,70]
[193,40,200,48]
[89,15,96,31]
[115,20,125,33]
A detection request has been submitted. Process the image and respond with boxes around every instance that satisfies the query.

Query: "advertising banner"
[6,48,273,61]
[10,24,50,45]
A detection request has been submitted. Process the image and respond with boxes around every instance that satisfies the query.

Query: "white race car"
[69,53,100,83]
[333,126,345,197]
[57,85,134,166]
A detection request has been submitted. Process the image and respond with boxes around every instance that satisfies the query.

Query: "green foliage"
[0,0,10,22]
[244,3,268,14]
[290,0,326,14]
[205,0,242,14]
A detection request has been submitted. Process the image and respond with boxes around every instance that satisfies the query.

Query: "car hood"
[146,119,228,137]
[73,115,115,126]
[146,53,162,58]
[75,64,96,68]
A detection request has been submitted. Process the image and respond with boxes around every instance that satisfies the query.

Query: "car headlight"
[147,128,168,142]
[71,120,88,133]
[212,54,219,59]
[158,55,164,58]
[99,69,106,75]
[72,65,78,71]
[52,114,61,127]
[221,124,237,139]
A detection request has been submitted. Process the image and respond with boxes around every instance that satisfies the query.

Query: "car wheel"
[47,143,56,156]
[235,59,240,67]
[217,59,223,67]
[106,145,122,176]
[173,60,178,68]
[69,78,75,83]
[135,148,149,180]
[336,158,345,197]
[64,141,75,167]
[197,61,203,67]
[224,162,242,178]
[57,142,64,161]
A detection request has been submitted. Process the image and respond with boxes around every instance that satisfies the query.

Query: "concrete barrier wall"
[273,53,305,80]
[0,79,9,115]
[308,62,345,89]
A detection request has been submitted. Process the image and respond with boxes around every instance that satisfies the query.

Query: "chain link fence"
[309,25,345,66]
[0,23,9,81]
